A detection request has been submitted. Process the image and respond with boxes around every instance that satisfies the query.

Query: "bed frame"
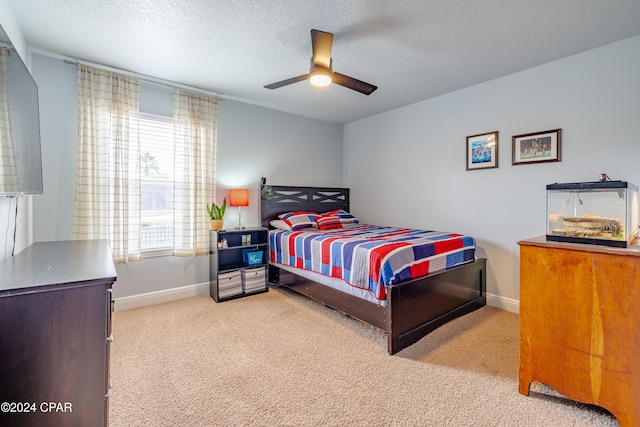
[261,183,487,355]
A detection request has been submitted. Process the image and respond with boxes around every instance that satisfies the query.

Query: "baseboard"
[113,282,520,314]
[114,282,210,311]
[486,292,520,314]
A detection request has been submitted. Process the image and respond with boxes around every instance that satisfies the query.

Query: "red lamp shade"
[229,189,249,207]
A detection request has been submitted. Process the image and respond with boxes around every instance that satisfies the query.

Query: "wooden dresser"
[518,236,640,426]
[0,240,116,427]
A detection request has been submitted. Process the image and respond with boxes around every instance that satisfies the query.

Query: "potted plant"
[207,198,226,231]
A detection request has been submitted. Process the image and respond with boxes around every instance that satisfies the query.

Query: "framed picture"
[512,129,561,165]
[466,131,498,170]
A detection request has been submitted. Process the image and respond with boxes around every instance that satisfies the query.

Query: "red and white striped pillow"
[316,209,359,230]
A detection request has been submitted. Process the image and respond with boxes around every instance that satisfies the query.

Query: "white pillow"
[270,219,292,231]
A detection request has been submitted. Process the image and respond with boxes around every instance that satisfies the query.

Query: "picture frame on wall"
[512,129,561,165]
[466,131,498,170]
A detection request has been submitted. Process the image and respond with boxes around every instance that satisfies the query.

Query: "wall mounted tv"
[0,24,43,196]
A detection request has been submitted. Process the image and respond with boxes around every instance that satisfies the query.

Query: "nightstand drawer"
[218,270,242,299]
[242,267,267,293]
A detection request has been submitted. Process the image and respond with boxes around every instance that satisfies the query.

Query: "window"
[139,113,174,252]
[74,66,219,262]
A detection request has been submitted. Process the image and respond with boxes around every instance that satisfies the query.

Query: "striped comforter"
[269,224,476,301]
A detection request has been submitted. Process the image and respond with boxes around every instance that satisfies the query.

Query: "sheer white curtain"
[72,64,141,263]
[172,89,219,257]
[0,47,18,192]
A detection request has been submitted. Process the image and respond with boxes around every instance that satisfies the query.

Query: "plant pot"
[210,219,224,231]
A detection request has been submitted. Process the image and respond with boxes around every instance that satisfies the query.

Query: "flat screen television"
[0,25,43,196]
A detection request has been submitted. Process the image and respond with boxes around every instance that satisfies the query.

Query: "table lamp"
[229,189,249,229]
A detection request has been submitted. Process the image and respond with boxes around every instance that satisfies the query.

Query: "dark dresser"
[0,240,117,427]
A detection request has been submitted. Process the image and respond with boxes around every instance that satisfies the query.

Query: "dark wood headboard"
[260,184,350,228]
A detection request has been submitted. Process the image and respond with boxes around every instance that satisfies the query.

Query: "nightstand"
[210,227,268,302]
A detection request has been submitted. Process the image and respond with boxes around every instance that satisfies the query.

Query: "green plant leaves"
[207,198,226,220]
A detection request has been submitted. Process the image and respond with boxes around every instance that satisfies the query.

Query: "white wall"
[344,35,640,311]
[0,0,26,58]
[30,54,77,242]
[28,52,343,301]
[216,99,343,229]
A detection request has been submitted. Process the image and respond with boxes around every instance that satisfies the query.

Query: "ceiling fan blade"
[264,74,310,89]
[332,72,378,95]
[311,29,333,69]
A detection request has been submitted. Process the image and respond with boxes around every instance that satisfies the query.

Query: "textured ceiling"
[7,0,640,124]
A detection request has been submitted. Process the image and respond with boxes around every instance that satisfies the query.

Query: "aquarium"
[546,180,639,248]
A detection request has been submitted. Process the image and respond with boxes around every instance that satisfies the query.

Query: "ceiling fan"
[264,29,378,95]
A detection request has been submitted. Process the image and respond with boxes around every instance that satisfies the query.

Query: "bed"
[261,182,486,355]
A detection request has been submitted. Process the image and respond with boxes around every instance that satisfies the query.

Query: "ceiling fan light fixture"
[264,29,377,95]
[309,69,332,87]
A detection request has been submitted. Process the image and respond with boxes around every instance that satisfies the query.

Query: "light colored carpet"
[109,287,618,426]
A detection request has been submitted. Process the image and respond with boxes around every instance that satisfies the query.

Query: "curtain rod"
[59,55,225,101]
